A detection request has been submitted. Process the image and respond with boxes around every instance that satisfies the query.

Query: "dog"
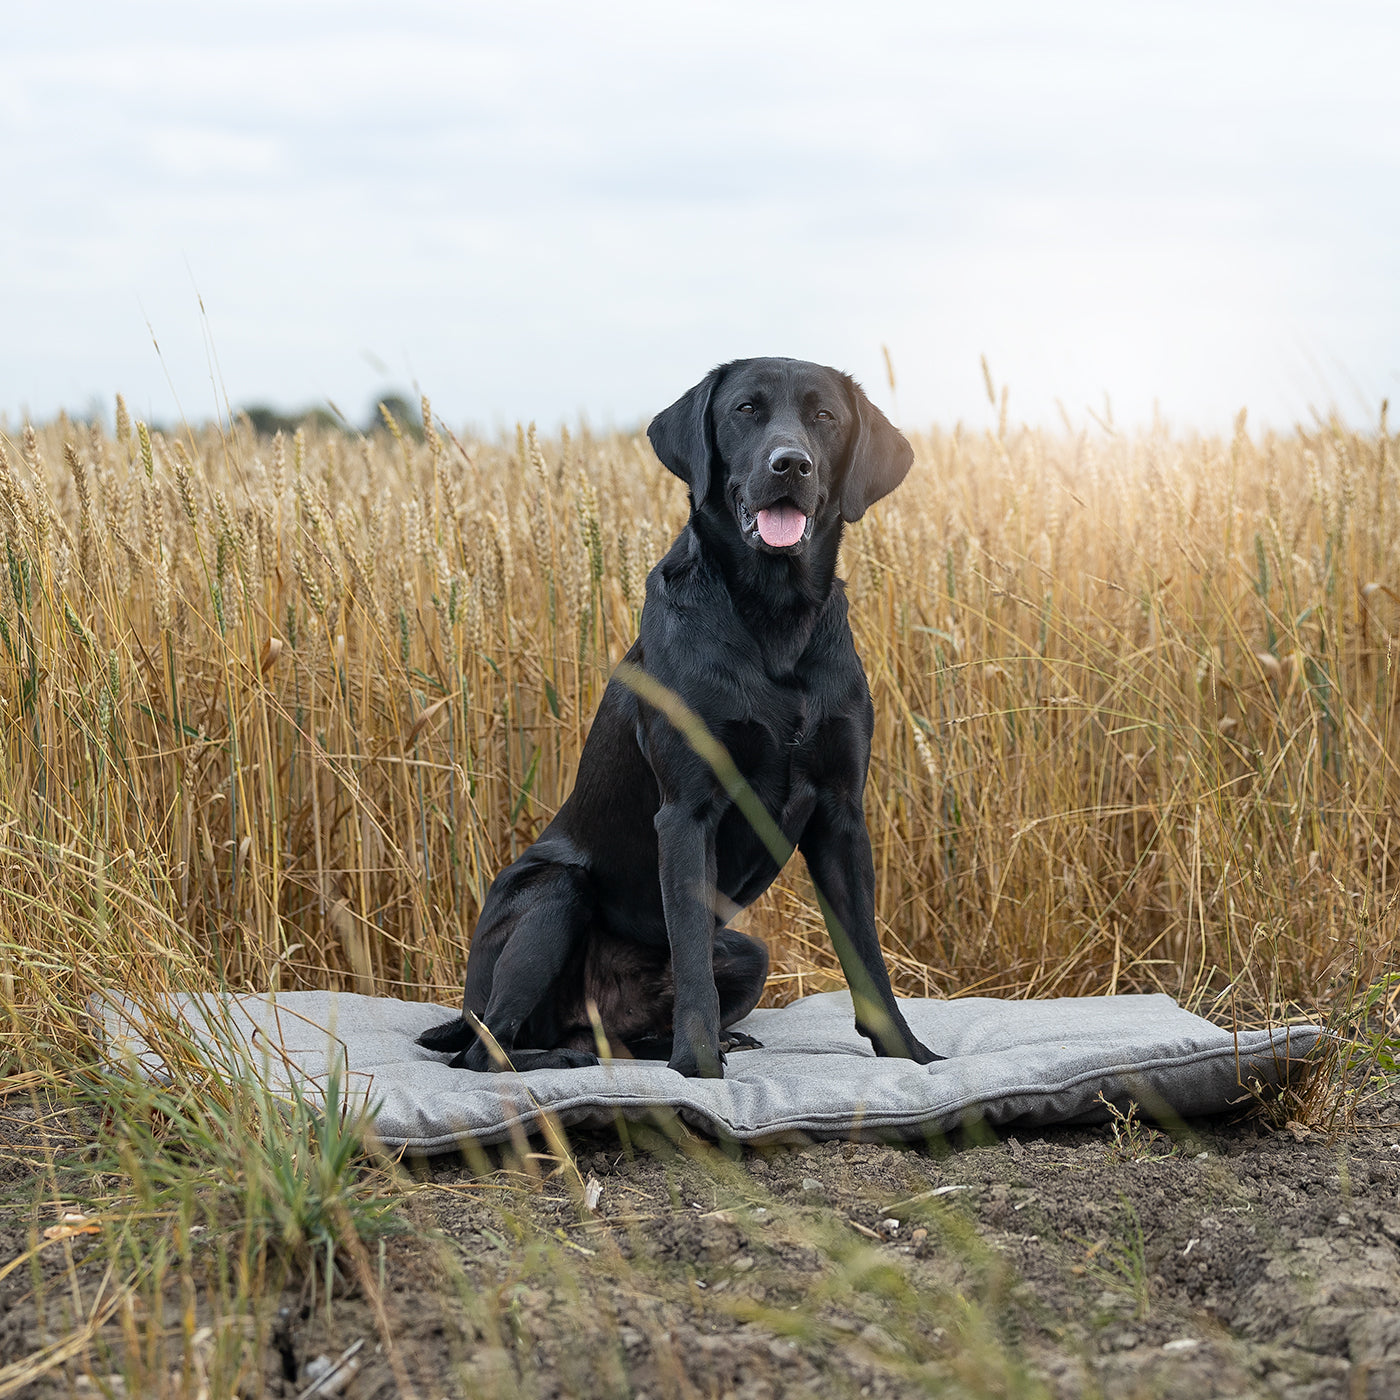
[417,357,940,1077]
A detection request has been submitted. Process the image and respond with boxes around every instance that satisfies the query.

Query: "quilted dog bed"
[94,989,1325,1151]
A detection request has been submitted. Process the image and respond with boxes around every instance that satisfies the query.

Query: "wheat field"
[1,397,1397,1076]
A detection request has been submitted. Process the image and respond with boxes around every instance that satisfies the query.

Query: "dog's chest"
[713,704,817,904]
[729,677,808,758]
[720,682,825,825]
[723,616,852,792]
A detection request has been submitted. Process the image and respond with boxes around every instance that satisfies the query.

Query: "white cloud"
[146,129,282,178]
[2,0,1397,432]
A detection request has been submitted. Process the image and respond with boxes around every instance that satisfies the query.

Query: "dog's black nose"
[769,449,813,478]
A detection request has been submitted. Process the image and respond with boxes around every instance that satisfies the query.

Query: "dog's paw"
[857,1023,945,1063]
[719,1030,763,1052]
[417,1016,474,1053]
[668,1046,725,1079]
[449,1040,496,1073]
[448,1043,599,1073]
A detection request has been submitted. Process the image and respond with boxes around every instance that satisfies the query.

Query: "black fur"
[418,357,939,1077]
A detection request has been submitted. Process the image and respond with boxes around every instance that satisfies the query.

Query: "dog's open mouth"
[738,500,813,550]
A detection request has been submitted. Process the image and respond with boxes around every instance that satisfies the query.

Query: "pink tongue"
[755,504,808,548]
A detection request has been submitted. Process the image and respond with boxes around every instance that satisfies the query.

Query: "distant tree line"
[240,393,424,440]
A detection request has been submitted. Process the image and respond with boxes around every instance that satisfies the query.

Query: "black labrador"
[418,357,940,1077]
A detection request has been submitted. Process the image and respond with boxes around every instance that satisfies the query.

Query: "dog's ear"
[648,366,723,508]
[838,375,914,523]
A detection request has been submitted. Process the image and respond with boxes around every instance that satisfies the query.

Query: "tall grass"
[1,398,1397,1075]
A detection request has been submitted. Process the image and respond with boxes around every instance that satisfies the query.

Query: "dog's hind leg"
[416,874,526,1056]
[465,866,595,1071]
[714,926,768,1051]
[715,927,768,1033]
[622,927,769,1062]
[436,865,597,1072]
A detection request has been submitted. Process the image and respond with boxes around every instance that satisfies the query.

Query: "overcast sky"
[5,1,1398,434]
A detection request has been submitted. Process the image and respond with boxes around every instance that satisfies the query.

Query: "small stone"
[911,1227,929,1252]
[858,1322,903,1353]
[732,1254,755,1271]
[582,1174,603,1212]
[879,1218,900,1235]
[302,1353,360,1396]
[800,1176,825,1198]
[1162,1338,1199,1353]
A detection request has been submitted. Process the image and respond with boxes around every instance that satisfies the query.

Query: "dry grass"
[1,398,1398,1075]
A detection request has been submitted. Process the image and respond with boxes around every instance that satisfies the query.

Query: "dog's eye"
[815,408,835,421]
[737,403,755,415]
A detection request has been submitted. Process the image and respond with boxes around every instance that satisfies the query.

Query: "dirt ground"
[4,1088,1400,1399]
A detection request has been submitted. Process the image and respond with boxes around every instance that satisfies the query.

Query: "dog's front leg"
[799,794,943,1063]
[654,802,723,1078]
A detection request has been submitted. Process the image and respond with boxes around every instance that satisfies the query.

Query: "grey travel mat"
[94,989,1325,1151]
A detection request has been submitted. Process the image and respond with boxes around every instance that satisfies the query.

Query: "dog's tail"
[416,1016,476,1053]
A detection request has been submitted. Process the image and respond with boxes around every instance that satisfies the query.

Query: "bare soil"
[4,1093,1400,1399]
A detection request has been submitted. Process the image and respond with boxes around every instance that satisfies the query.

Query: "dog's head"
[647,357,913,555]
